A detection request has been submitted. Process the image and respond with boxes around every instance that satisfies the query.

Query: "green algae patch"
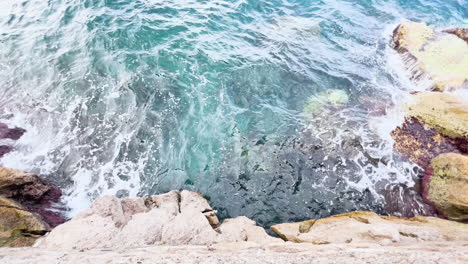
[0,197,49,247]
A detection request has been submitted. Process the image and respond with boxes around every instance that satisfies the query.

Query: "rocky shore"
[0,22,467,263]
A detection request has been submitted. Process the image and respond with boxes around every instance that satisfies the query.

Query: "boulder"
[0,167,64,228]
[0,167,64,247]
[423,153,468,222]
[271,211,468,245]
[0,167,51,200]
[35,190,280,250]
[406,92,468,139]
[391,92,468,168]
[0,197,50,247]
[392,22,468,91]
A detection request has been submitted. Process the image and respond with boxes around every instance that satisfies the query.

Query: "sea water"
[0,0,466,226]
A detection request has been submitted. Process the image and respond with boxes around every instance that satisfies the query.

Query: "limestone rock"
[0,167,51,199]
[0,166,64,242]
[407,92,468,139]
[392,22,468,91]
[391,92,468,168]
[0,197,50,247]
[217,216,282,244]
[423,153,468,222]
[271,211,468,245]
[35,190,278,250]
[2,241,468,264]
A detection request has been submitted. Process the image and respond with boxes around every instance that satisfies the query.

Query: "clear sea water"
[0,0,466,226]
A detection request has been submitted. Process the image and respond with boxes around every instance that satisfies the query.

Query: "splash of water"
[0,0,465,224]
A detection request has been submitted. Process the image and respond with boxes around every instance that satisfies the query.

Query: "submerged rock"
[423,153,468,222]
[35,190,281,250]
[392,22,468,91]
[0,123,26,158]
[271,211,468,245]
[391,92,468,168]
[303,89,349,115]
[380,183,437,218]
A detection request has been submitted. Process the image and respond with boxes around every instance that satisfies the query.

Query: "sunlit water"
[0,0,466,226]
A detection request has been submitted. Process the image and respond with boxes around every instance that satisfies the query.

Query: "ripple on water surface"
[0,0,466,226]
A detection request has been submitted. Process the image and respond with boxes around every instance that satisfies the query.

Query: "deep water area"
[0,0,466,226]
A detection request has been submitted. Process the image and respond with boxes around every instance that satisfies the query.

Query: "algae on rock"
[303,89,349,115]
[424,153,468,222]
[0,197,50,247]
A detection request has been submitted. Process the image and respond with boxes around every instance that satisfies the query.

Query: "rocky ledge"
[0,190,466,263]
[1,241,467,264]
[34,190,281,250]
[391,22,468,221]
[0,167,64,247]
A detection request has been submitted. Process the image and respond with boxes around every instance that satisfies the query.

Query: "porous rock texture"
[392,22,468,91]
[271,211,468,245]
[34,190,281,250]
[1,242,467,264]
[0,197,49,247]
[0,167,63,247]
[423,153,468,222]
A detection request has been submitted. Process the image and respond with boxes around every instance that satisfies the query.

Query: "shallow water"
[0,0,466,226]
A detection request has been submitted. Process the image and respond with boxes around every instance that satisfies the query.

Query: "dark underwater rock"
[0,123,26,158]
[380,183,437,218]
[0,123,26,140]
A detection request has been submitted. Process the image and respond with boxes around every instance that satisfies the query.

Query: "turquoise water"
[0,0,466,226]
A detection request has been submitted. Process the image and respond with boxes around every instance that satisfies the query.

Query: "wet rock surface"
[380,183,437,218]
[392,22,468,91]
[391,117,467,168]
[0,197,49,247]
[0,167,64,247]
[0,123,25,158]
